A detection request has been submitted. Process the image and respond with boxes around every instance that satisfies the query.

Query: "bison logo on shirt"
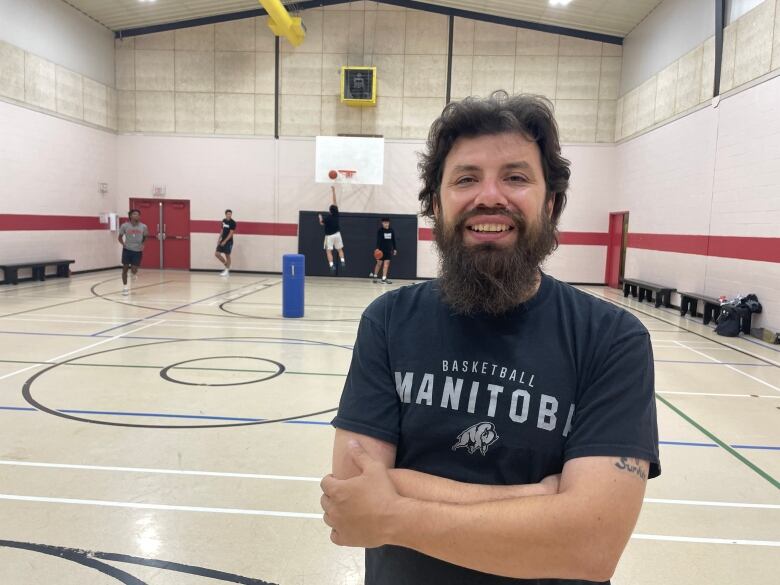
[452,422,499,455]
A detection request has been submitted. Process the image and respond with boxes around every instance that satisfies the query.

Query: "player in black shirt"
[370,217,397,284]
[319,186,346,274]
[321,92,660,585]
[215,209,236,276]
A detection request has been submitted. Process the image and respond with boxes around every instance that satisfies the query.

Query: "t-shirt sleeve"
[332,302,401,445]
[231,221,236,231]
[564,324,661,478]
[143,225,149,236]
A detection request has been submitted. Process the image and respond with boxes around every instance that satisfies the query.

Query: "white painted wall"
[0,0,115,86]
[616,74,780,331]
[0,100,118,271]
[117,134,616,282]
[621,0,715,95]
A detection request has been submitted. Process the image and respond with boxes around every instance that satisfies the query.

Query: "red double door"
[129,198,191,270]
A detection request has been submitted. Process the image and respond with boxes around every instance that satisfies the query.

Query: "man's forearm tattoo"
[614,457,648,480]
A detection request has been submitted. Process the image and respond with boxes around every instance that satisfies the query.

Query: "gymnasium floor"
[0,270,777,585]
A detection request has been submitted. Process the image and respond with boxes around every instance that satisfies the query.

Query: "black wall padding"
[298,211,419,279]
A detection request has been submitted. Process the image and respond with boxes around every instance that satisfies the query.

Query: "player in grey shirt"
[117,209,149,295]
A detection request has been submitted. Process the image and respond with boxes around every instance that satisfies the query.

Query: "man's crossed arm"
[322,429,649,582]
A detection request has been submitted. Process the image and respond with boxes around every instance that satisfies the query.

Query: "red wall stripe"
[0,214,106,230]
[627,233,780,264]
[627,233,710,255]
[418,227,608,246]
[558,232,609,246]
[4,214,778,264]
[190,220,298,236]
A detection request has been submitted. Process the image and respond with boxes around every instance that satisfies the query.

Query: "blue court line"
[1,406,776,446]
[0,406,331,426]
[659,440,717,448]
[659,440,780,451]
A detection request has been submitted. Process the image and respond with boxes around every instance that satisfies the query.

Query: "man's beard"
[434,208,557,316]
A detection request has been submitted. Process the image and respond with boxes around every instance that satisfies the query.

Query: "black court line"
[0,540,146,584]
[160,356,285,386]
[0,541,276,584]
[0,269,105,294]
[582,288,780,368]
[91,279,276,336]
[218,285,361,323]
[0,329,355,350]
[22,336,345,429]
[89,277,292,323]
[0,280,174,321]
[0,358,348,376]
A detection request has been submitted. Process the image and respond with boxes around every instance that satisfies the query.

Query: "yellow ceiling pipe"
[258,0,306,47]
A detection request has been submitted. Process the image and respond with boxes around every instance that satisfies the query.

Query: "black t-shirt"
[332,273,660,585]
[221,218,236,240]
[376,227,396,252]
[323,207,340,235]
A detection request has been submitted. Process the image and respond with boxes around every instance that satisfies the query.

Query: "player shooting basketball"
[319,185,346,274]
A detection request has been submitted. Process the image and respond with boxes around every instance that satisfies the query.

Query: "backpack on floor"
[715,304,741,337]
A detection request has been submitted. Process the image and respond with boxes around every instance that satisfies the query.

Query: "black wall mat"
[298,211,419,279]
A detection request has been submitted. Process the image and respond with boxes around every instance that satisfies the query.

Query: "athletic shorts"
[323,232,344,251]
[378,248,393,262]
[217,240,234,254]
[122,248,142,266]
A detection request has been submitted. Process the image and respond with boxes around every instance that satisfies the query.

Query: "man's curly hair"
[418,91,571,240]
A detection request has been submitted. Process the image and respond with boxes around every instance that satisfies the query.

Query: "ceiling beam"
[115,0,622,44]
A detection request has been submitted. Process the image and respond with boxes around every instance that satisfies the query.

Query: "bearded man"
[321,92,660,585]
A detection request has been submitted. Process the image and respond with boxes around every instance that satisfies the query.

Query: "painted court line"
[657,390,779,398]
[1,462,778,511]
[0,460,320,482]
[0,494,322,519]
[655,394,780,489]
[0,493,777,546]
[580,289,780,367]
[0,406,333,426]
[0,321,162,382]
[674,340,780,394]
[643,498,780,510]
[631,534,780,547]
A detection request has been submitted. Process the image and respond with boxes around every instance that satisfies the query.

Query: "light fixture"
[549,0,573,6]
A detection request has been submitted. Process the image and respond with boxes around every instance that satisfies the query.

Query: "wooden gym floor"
[0,270,777,584]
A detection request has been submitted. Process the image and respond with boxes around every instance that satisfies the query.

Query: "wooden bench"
[623,278,676,308]
[680,292,722,325]
[0,259,75,285]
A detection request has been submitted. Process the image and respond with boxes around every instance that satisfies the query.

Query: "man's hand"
[321,440,405,548]
[393,250,397,256]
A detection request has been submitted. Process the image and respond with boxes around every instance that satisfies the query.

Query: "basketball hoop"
[337,169,357,180]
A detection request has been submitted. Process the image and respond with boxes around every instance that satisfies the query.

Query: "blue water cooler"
[282,254,305,318]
